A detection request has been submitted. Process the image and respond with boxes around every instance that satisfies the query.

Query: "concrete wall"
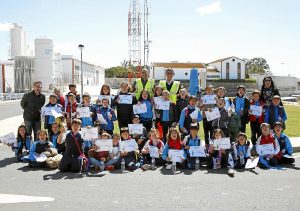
[0,63,15,93]
[210,57,245,80]
[150,66,207,80]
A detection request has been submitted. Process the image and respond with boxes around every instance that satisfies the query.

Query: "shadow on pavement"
[43,171,86,180]
[17,165,52,172]
[0,157,17,168]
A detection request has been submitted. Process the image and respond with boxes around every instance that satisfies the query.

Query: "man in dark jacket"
[21,81,46,140]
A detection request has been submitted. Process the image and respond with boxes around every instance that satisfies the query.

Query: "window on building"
[237,62,241,79]
[226,62,230,79]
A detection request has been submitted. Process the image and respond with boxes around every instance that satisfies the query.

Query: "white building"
[10,23,27,59]
[61,55,105,86]
[208,56,245,80]
[150,62,210,80]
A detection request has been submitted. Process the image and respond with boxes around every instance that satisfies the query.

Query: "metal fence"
[0,93,25,101]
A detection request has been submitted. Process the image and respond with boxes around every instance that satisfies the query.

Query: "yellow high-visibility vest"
[159,80,180,103]
[135,78,155,99]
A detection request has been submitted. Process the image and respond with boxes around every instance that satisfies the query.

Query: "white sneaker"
[227,168,235,177]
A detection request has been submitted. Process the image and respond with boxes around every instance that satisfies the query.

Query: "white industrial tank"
[10,23,27,59]
[34,37,54,91]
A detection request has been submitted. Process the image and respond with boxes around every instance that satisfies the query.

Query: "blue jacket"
[233,143,250,159]
[14,136,32,155]
[265,104,287,125]
[179,106,202,130]
[97,106,117,131]
[139,100,153,120]
[28,140,53,161]
[80,104,97,127]
[183,135,202,156]
[49,133,59,149]
[162,144,186,161]
[275,133,293,155]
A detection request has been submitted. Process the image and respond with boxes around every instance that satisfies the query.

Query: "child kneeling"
[233,133,251,169]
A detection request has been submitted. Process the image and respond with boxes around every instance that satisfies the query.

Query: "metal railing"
[0,93,25,101]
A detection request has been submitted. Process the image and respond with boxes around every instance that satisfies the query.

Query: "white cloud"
[196,1,222,16]
[0,23,11,32]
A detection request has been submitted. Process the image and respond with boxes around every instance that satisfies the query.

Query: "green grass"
[113,104,300,138]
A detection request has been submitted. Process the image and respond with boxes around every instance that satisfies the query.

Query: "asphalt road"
[0,145,299,211]
[0,102,23,120]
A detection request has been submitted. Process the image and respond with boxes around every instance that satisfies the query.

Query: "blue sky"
[0,0,300,77]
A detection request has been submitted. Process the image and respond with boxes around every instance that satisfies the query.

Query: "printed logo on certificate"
[81,127,98,140]
[203,95,216,105]
[77,107,91,118]
[189,146,206,157]
[149,146,159,158]
[256,143,275,156]
[133,103,147,114]
[119,95,133,104]
[250,105,262,116]
[95,139,113,152]
[157,100,170,110]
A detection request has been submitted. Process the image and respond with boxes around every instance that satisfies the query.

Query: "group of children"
[10,81,295,176]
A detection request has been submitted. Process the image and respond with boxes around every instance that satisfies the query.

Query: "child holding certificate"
[88,133,112,173]
[141,128,165,170]
[233,133,251,169]
[119,127,140,171]
[129,115,148,152]
[49,123,65,154]
[104,134,122,170]
[159,90,178,143]
[215,87,232,110]
[78,93,97,127]
[137,90,154,131]
[183,123,205,169]
[179,95,202,138]
[42,94,63,134]
[256,123,280,168]
[27,130,54,168]
[273,122,295,164]
[212,98,229,136]
[95,84,112,107]
[13,125,32,162]
[200,85,217,145]
[233,85,250,133]
[64,93,78,130]
[162,127,186,169]
[97,97,117,135]
[264,95,287,130]
[113,82,137,128]
[153,85,164,140]
[207,129,235,176]
[248,90,265,145]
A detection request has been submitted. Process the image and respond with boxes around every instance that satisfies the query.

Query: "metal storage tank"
[34,37,54,91]
[10,23,27,59]
[14,56,35,93]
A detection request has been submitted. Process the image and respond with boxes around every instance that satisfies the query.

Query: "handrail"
[0,93,25,101]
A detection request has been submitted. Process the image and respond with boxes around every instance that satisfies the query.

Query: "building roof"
[206,66,220,73]
[208,56,245,64]
[152,62,206,69]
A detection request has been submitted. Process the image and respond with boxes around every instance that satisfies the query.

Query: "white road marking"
[0,194,55,204]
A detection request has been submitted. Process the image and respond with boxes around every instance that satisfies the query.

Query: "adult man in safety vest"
[159,68,181,103]
[132,68,155,100]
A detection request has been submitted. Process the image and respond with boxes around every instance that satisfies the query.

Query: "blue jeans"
[24,120,41,141]
[105,157,120,166]
[89,157,105,171]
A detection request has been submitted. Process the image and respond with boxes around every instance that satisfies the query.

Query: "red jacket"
[168,139,182,150]
[258,134,276,148]
[248,99,264,124]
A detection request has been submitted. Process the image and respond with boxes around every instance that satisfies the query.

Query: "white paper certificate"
[81,127,98,140]
[133,103,147,114]
[245,157,259,169]
[97,114,108,125]
[189,109,199,119]
[250,105,262,116]
[168,149,184,162]
[128,124,143,135]
[213,138,231,150]
[156,100,170,110]
[149,146,159,158]
[0,132,16,144]
[98,95,111,104]
[203,95,216,105]
[95,139,113,152]
[256,144,275,156]
[77,107,91,118]
[33,153,47,162]
[154,97,163,109]
[51,109,63,118]
[41,106,62,116]
[189,146,206,157]
[120,139,137,152]
[205,107,221,121]
[119,95,133,104]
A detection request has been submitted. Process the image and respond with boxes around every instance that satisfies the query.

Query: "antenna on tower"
[143,0,151,68]
[128,0,142,67]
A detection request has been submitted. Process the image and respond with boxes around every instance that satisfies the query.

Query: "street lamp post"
[78,44,84,101]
